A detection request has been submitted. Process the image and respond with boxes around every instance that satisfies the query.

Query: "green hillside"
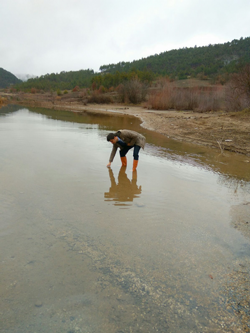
[14,36,250,92]
[15,69,94,91]
[100,37,250,79]
[0,68,22,88]
[91,37,250,89]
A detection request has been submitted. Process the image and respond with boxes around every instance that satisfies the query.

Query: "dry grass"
[87,93,113,104]
[147,82,224,112]
[231,108,250,118]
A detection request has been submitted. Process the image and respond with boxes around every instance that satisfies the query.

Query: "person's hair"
[107,133,115,141]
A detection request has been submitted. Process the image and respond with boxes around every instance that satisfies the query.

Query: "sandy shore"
[36,100,250,156]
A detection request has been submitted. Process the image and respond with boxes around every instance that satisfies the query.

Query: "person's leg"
[120,156,127,166]
[120,146,132,166]
[132,145,141,171]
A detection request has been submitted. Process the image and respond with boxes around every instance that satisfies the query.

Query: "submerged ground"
[0,105,250,332]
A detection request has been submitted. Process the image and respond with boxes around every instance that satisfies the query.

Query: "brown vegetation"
[117,79,148,104]
[72,86,80,92]
[86,93,113,104]
[30,87,38,94]
[225,64,250,111]
[146,83,224,112]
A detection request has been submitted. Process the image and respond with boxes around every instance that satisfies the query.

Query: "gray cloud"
[1,0,249,78]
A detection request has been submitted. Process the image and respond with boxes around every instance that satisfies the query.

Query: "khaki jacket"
[109,129,146,162]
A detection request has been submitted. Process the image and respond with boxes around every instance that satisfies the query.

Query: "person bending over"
[106,129,146,171]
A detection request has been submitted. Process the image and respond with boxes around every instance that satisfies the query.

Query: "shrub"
[79,89,88,98]
[118,79,147,104]
[30,87,38,94]
[147,84,173,109]
[87,93,113,104]
[98,85,107,94]
[72,86,80,92]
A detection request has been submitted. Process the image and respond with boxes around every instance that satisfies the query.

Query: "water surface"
[1,106,250,332]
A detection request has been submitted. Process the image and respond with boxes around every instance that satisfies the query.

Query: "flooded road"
[1,105,250,332]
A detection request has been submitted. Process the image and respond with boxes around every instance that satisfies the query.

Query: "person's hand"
[107,162,111,168]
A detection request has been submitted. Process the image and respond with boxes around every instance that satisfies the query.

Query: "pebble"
[35,301,43,308]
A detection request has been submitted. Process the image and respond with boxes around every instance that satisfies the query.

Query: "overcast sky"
[1,0,250,79]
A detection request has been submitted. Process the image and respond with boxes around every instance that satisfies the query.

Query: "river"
[1,105,250,332]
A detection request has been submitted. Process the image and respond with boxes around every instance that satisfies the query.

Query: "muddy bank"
[3,92,250,156]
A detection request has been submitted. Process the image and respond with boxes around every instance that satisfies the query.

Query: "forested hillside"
[13,36,250,92]
[0,68,22,88]
[100,37,250,79]
[15,69,94,91]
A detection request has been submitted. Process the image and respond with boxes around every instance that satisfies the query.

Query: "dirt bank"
[80,104,250,156]
[2,92,250,156]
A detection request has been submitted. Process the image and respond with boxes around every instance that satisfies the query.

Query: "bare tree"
[225,64,250,111]
[118,79,147,104]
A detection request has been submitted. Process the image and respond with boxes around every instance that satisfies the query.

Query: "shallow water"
[1,105,250,332]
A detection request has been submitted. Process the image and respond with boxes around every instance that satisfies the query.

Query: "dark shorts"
[119,145,141,160]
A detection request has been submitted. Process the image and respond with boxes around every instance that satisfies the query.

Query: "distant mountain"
[15,73,36,82]
[0,68,22,88]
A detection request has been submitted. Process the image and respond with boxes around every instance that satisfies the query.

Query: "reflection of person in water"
[106,129,146,171]
[104,167,142,204]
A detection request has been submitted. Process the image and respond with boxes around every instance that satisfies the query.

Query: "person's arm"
[107,145,118,167]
